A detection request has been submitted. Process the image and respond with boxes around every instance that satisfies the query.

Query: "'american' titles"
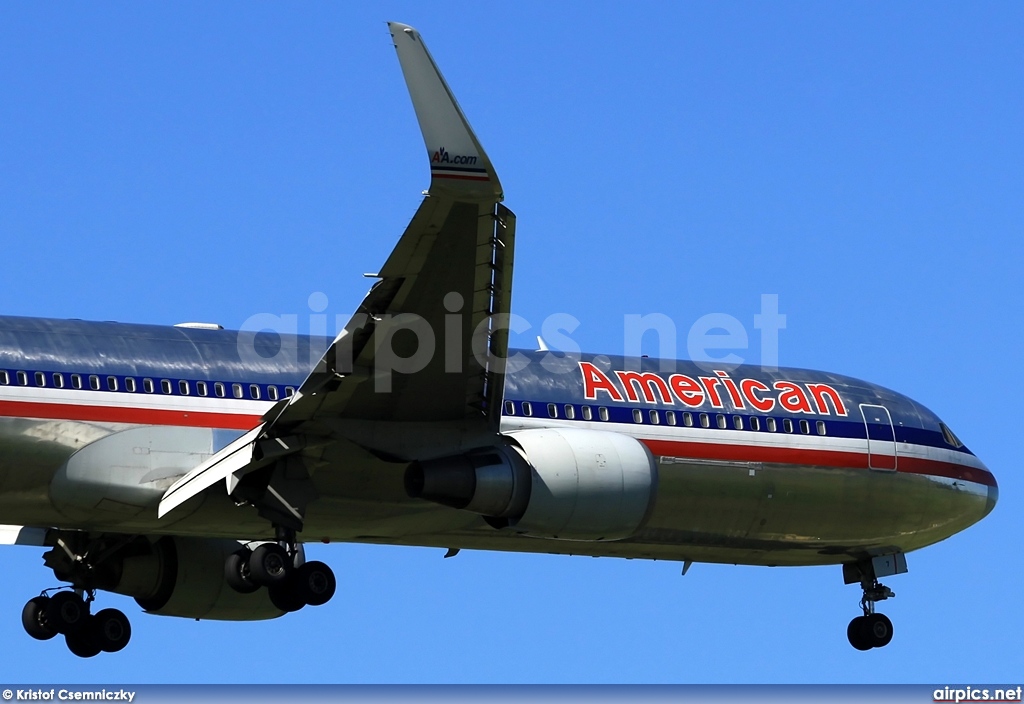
[579,362,848,416]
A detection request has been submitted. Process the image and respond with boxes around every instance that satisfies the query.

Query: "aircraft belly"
[0,416,116,525]
[1,416,990,570]
[632,458,992,565]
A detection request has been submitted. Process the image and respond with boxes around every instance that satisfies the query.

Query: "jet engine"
[45,535,284,621]
[404,428,658,541]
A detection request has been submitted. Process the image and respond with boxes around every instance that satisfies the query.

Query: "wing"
[159,23,516,526]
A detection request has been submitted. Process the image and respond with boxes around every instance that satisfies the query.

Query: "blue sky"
[0,2,1021,683]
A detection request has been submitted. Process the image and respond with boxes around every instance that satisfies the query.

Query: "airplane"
[0,22,996,658]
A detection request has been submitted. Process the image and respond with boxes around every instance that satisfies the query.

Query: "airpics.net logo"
[934,686,1023,703]
[235,293,787,393]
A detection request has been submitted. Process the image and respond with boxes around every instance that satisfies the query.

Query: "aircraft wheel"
[65,629,101,658]
[249,544,291,587]
[847,616,872,651]
[268,580,306,613]
[91,608,132,653]
[294,561,336,607]
[45,591,88,635]
[22,596,57,640]
[225,548,260,594]
[864,613,893,648]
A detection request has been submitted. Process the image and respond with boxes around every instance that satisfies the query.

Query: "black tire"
[268,580,306,613]
[45,591,88,635]
[225,548,260,594]
[91,608,132,653]
[294,561,336,607]
[864,613,894,648]
[22,596,57,641]
[847,616,872,651]
[65,629,101,658]
[248,544,291,586]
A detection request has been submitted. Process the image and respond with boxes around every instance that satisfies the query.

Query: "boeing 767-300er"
[0,23,997,658]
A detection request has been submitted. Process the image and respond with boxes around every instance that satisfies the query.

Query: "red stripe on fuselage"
[0,398,995,488]
[0,399,261,430]
[640,438,996,488]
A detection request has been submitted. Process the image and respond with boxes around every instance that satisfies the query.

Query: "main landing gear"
[224,529,337,613]
[22,589,131,658]
[842,553,906,651]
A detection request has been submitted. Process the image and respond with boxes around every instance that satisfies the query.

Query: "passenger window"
[766,417,777,432]
[699,413,710,428]
[633,409,643,423]
[666,411,677,426]
[522,401,533,417]
[581,406,593,421]
[547,403,558,418]
[178,380,190,395]
[232,383,243,399]
[249,385,260,400]
[197,381,208,397]
[750,417,760,431]
[16,371,28,386]
[649,409,660,424]
[143,378,154,393]
[107,376,118,391]
[733,416,743,430]
[800,419,810,434]
[71,373,83,389]
[161,379,172,394]
[716,414,727,429]
[214,382,226,398]
[89,375,100,390]
[284,386,295,398]
[564,405,575,420]
[0,370,7,385]
[783,418,794,433]
[504,400,515,415]
[267,385,279,401]
[53,373,64,388]
[816,420,826,436]
[34,372,45,387]
[125,378,137,393]
[683,412,693,427]
[598,407,609,421]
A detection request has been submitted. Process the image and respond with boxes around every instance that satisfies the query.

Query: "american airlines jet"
[0,23,996,658]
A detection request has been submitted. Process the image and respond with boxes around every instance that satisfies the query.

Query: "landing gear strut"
[224,528,337,613]
[843,554,905,651]
[21,589,131,658]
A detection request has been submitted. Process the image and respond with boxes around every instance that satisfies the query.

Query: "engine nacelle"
[112,537,284,621]
[405,428,658,541]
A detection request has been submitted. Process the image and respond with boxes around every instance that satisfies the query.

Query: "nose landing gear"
[847,580,895,650]
[842,553,906,651]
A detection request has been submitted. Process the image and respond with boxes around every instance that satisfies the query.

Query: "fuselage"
[0,315,997,567]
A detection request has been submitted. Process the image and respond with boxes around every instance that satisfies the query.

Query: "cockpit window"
[939,422,963,448]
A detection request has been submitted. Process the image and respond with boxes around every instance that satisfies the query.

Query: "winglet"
[388,22,502,200]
